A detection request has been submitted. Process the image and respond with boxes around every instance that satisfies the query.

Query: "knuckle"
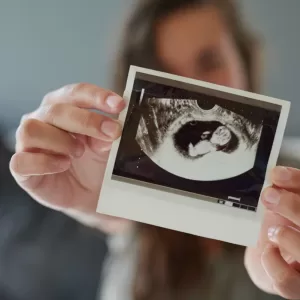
[42,90,56,105]
[65,82,88,96]
[81,111,99,130]
[20,113,31,123]
[42,83,95,105]
[66,83,105,105]
[41,83,87,104]
[16,118,40,141]
[287,191,300,219]
[43,103,65,123]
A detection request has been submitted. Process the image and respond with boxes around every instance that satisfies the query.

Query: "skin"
[9,5,300,299]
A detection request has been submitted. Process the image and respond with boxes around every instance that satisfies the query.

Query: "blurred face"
[155,5,247,90]
[110,5,249,234]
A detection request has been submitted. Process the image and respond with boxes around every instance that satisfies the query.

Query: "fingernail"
[101,120,120,138]
[264,188,280,205]
[273,166,291,181]
[106,95,123,109]
[268,226,281,243]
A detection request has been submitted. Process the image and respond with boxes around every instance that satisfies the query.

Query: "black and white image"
[97,66,290,246]
[111,69,284,212]
[136,96,263,181]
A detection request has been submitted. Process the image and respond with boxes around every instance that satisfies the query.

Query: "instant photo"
[113,73,280,212]
[97,66,290,246]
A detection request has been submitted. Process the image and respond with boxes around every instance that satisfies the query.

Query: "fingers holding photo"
[25,103,123,141]
[261,245,300,299]
[268,225,300,263]
[260,167,300,298]
[16,118,85,158]
[262,185,300,228]
[42,83,126,115]
[271,166,300,192]
[10,152,71,186]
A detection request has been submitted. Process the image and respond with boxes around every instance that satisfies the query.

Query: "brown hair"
[113,0,260,94]
[112,1,260,299]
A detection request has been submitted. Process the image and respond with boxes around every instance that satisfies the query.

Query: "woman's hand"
[245,166,300,299]
[10,83,132,233]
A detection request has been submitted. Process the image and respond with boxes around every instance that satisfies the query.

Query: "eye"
[196,48,223,74]
[189,121,197,126]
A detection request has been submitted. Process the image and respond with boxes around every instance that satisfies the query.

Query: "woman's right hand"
[10,83,132,233]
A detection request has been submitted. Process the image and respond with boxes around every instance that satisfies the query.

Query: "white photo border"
[97,66,290,246]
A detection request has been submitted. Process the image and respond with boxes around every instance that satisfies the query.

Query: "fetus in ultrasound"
[174,121,235,158]
[136,97,263,181]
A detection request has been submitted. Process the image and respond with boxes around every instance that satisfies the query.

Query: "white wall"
[240,0,299,136]
[0,0,299,136]
[0,0,133,132]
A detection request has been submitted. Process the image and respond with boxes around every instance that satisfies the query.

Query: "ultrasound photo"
[112,71,283,212]
[136,97,263,181]
[98,67,290,246]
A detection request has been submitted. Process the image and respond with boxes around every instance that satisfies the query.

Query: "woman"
[10,0,300,299]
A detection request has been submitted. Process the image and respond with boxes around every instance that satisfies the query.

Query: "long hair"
[112,1,260,299]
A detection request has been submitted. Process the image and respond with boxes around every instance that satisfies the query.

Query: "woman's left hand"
[245,166,300,299]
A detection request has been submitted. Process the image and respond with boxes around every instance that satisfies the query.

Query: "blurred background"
[0,0,299,299]
[0,0,299,139]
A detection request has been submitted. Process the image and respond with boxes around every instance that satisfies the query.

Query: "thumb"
[10,152,70,188]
